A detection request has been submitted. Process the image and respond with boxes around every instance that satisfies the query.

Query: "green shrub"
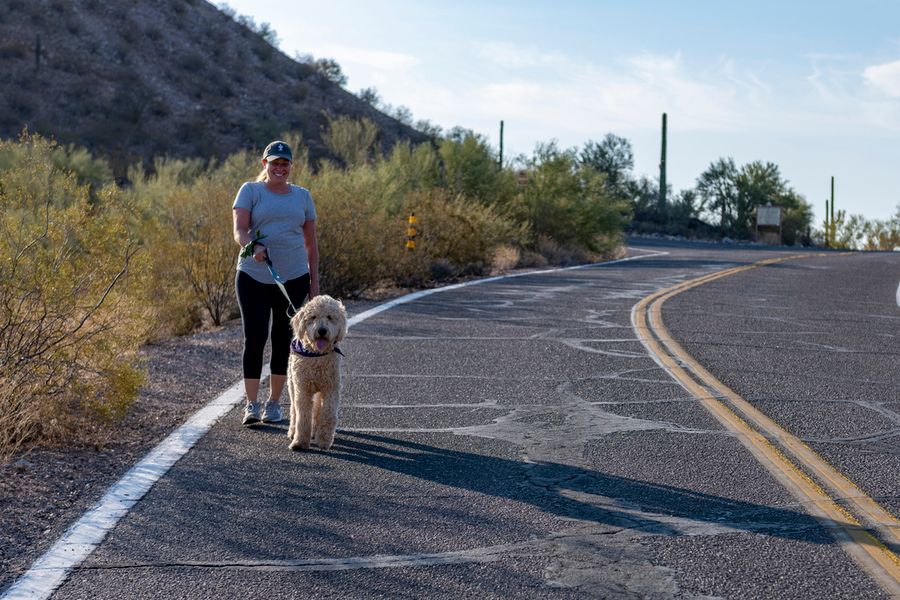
[515,142,629,253]
[438,132,517,206]
[371,141,441,215]
[322,115,378,168]
[125,152,256,333]
[308,162,404,297]
[0,134,149,461]
[158,174,241,326]
[400,188,527,282]
[52,144,115,192]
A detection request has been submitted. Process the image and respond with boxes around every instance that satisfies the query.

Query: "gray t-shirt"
[232,181,317,283]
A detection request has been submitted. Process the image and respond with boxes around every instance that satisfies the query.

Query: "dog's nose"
[317,327,328,337]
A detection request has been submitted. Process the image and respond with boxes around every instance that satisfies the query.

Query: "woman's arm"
[302,219,319,298]
[233,208,267,261]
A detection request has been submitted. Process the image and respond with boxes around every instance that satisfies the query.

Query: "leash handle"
[240,230,267,259]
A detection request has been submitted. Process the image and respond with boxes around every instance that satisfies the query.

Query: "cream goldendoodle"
[286,294,347,451]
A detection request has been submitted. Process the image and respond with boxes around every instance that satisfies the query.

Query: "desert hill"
[0,0,427,175]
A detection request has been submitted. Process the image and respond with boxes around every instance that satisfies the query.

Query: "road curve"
[633,251,900,595]
[5,241,898,599]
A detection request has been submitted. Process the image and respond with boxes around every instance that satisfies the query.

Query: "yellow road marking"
[632,255,900,597]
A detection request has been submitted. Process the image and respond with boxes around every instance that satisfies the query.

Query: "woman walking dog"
[233,140,319,425]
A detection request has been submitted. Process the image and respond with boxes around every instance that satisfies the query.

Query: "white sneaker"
[242,402,261,425]
[262,400,283,423]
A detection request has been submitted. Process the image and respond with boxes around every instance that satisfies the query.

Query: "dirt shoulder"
[1,296,394,593]
[0,318,248,592]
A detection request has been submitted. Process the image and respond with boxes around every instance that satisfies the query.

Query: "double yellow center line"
[631,255,900,597]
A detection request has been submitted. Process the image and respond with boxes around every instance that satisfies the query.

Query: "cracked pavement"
[34,242,899,599]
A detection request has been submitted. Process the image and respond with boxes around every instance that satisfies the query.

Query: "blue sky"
[222,0,900,224]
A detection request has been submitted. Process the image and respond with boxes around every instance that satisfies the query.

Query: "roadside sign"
[757,205,781,227]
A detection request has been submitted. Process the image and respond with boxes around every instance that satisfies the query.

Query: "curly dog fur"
[286,295,347,451]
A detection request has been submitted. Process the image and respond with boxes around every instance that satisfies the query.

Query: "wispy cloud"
[863,59,900,97]
[472,41,568,69]
[460,49,761,135]
[459,45,900,140]
[292,36,900,144]
[798,55,900,132]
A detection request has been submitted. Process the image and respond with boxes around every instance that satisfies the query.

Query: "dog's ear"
[335,300,348,343]
[290,307,307,337]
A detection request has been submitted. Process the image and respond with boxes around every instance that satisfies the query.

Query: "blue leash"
[265,258,299,316]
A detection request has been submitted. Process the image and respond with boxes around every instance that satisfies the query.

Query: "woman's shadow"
[329,430,879,549]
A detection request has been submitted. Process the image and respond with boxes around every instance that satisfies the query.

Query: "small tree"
[322,115,378,168]
[518,142,628,253]
[162,175,240,325]
[696,157,739,234]
[696,158,812,241]
[358,87,381,106]
[579,134,634,197]
[295,55,348,87]
[438,132,516,206]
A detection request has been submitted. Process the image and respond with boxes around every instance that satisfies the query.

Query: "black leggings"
[235,270,310,378]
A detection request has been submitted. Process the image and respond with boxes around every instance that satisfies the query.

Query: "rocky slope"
[0,0,427,175]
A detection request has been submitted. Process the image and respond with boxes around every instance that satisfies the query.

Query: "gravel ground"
[0,298,382,593]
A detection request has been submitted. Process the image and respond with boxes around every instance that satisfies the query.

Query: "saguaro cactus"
[498,120,504,169]
[658,113,667,211]
[830,176,835,246]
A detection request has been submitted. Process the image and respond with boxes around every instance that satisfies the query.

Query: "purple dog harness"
[290,339,344,357]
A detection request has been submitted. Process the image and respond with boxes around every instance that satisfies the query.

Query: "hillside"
[0,0,427,175]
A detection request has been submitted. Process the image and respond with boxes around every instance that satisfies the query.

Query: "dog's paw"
[313,435,334,451]
[289,440,310,451]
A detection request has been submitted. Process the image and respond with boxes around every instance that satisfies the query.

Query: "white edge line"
[3,249,666,600]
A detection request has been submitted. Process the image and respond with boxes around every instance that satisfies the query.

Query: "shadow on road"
[330,431,852,547]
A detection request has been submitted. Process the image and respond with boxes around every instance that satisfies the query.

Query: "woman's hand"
[308,279,319,299]
[252,244,268,262]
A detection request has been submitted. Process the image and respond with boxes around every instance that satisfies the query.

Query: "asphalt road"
[27,242,900,599]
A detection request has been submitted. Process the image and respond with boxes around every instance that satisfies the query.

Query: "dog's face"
[291,295,347,353]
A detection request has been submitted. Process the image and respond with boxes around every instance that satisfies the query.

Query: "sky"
[221,0,900,224]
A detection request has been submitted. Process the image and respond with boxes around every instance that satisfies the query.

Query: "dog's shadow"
[250,421,334,453]
[326,431,883,551]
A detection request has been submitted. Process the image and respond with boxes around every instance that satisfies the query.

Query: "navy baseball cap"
[263,140,292,162]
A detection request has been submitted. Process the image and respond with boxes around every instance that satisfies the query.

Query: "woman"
[233,140,319,425]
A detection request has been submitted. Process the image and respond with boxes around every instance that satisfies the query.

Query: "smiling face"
[263,157,291,186]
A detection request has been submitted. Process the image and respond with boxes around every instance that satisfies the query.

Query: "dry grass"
[489,245,520,274]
